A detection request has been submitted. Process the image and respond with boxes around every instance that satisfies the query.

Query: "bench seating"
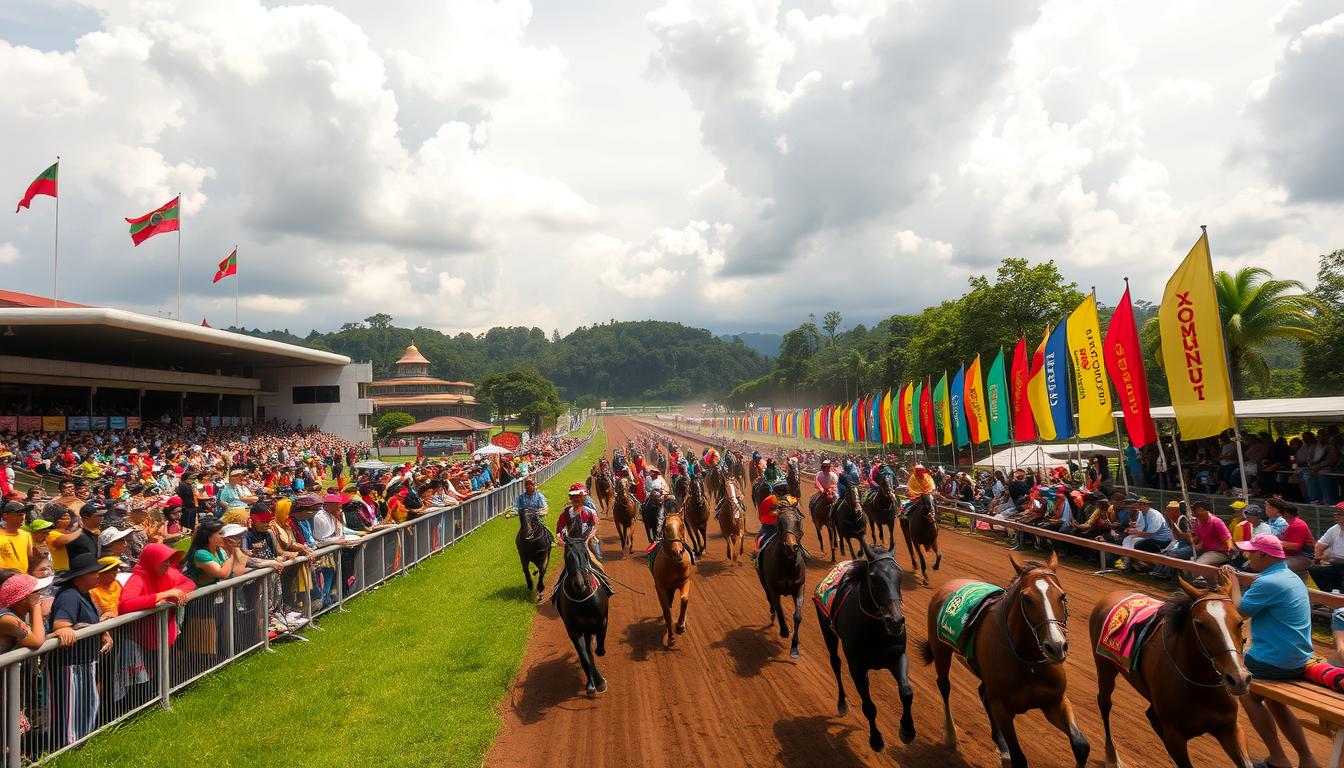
[1248,678,1344,767]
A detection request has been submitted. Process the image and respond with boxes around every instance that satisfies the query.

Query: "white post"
[1113,416,1130,495]
[52,156,60,307]
[234,245,240,328]
[175,193,182,321]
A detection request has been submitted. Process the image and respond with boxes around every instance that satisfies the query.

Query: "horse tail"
[917,638,934,666]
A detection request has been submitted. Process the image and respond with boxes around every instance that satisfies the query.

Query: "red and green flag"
[213,248,237,283]
[16,161,58,212]
[126,196,180,246]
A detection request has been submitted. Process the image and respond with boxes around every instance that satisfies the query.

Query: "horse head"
[777,503,805,553]
[562,533,593,591]
[660,501,689,558]
[1008,551,1069,663]
[915,492,936,523]
[860,540,906,637]
[1177,576,1251,695]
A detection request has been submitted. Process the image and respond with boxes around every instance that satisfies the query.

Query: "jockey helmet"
[771,480,789,494]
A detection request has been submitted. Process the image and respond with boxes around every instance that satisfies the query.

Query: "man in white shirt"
[643,467,668,497]
[1310,505,1344,592]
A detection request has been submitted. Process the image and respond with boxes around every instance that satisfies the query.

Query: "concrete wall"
[255,362,373,443]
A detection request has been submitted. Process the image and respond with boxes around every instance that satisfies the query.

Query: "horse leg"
[829,524,837,562]
[816,607,847,716]
[849,662,885,753]
[976,682,1006,756]
[931,533,943,571]
[586,632,607,694]
[772,591,789,638]
[674,579,691,635]
[788,592,803,659]
[1041,698,1090,768]
[934,644,958,751]
[916,545,929,586]
[888,653,916,744]
[901,518,917,571]
[570,629,596,696]
[989,702,1026,768]
[659,586,675,648]
[1095,658,1121,768]
[520,553,534,599]
[1212,724,1254,768]
[1157,723,1196,768]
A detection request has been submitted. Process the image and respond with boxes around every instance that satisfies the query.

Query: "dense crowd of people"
[0,421,585,757]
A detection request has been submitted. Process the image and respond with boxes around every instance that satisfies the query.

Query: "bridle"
[1156,595,1242,688]
[561,539,599,603]
[857,550,900,621]
[1000,570,1069,665]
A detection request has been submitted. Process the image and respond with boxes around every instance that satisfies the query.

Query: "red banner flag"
[1104,284,1158,447]
[897,385,912,444]
[919,378,936,445]
[1010,336,1036,442]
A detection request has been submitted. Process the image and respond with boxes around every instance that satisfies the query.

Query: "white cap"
[220,523,248,538]
[98,527,133,546]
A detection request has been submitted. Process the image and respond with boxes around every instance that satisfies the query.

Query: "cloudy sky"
[2,0,1341,335]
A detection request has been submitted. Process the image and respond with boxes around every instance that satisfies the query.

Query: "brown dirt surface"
[486,416,1331,768]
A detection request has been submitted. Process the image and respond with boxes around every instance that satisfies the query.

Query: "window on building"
[292,385,341,404]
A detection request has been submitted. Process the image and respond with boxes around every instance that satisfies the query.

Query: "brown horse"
[715,478,746,563]
[704,462,727,506]
[682,477,711,558]
[1090,578,1254,768]
[651,499,696,648]
[587,466,615,517]
[786,457,801,498]
[900,492,942,586]
[611,476,639,555]
[808,491,838,562]
[921,552,1089,768]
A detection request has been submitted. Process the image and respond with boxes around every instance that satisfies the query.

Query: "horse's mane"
[1157,590,1195,630]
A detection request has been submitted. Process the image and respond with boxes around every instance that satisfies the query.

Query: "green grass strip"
[53,426,606,768]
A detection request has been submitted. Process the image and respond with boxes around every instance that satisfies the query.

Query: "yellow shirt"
[0,529,32,573]
[91,580,122,617]
[907,472,936,496]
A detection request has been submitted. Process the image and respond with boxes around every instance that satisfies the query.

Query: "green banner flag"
[986,347,1012,445]
[911,381,924,446]
[933,372,951,446]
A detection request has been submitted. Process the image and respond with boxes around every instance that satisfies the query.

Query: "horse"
[650,499,696,647]
[640,489,665,545]
[683,477,711,558]
[862,473,899,547]
[554,532,609,697]
[1090,578,1253,768]
[808,490,839,562]
[514,506,552,603]
[587,466,615,517]
[786,457,801,498]
[611,476,639,555]
[704,462,727,506]
[673,473,690,507]
[900,492,942,586]
[833,484,868,560]
[921,552,1089,768]
[716,478,746,563]
[816,542,916,752]
[757,501,808,658]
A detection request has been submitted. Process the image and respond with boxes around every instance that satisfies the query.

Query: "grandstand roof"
[396,416,493,434]
[0,304,350,369]
[0,289,89,309]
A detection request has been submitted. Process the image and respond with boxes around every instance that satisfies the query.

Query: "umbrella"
[473,444,513,456]
[353,459,392,470]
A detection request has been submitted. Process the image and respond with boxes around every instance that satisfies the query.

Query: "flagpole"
[52,157,60,307]
[234,245,239,328]
[1203,224,1251,501]
[175,193,182,321]
[1171,421,1192,511]
[1113,416,1130,495]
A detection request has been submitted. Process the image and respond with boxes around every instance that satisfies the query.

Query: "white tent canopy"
[472,444,513,456]
[972,441,1119,470]
[1113,396,1344,423]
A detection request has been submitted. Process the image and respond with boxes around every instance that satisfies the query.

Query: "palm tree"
[1143,267,1320,398]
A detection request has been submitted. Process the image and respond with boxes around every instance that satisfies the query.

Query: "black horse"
[816,542,916,753]
[554,532,609,697]
[756,502,808,658]
[833,484,868,559]
[786,458,802,498]
[515,506,552,603]
[899,492,942,586]
[751,476,771,510]
[683,477,711,558]
[641,489,667,545]
[862,473,899,548]
[673,474,690,507]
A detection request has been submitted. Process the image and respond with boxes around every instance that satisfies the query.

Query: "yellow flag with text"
[1065,292,1114,438]
[1159,232,1235,439]
[964,354,990,444]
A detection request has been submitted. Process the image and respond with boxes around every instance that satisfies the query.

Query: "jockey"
[756,479,794,554]
[702,447,720,468]
[870,461,897,488]
[907,464,937,497]
[836,459,861,499]
[762,458,784,485]
[557,483,604,564]
[643,467,668,497]
[814,460,839,499]
[612,450,629,478]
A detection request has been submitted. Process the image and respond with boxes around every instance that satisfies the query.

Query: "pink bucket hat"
[1235,533,1286,559]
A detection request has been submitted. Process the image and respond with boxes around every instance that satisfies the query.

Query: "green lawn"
[54,427,607,768]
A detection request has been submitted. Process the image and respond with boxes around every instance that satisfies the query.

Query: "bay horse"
[587,466,615,517]
[704,462,727,506]
[1090,578,1253,768]
[640,489,665,545]
[808,490,838,562]
[900,492,942,586]
[514,506,552,603]
[816,542,916,752]
[833,484,868,560]
[650,500,696,648]
[921,552,1089,768]
[715,478,746,564]
[683,477,711,558]
[757,501,808,658]
[611,476,639,555]
[862,473,899,547]
[554,532,609,696]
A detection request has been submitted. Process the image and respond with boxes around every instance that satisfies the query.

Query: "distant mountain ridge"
[718,332,783,358]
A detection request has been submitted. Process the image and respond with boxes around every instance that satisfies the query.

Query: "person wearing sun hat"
[48,550,111,747]
[1221,535,1319,768]
[0,569,53,653]
[89,556,125,620]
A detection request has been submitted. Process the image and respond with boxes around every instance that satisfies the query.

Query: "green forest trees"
[476,369,565,435]
[375,411,416,441]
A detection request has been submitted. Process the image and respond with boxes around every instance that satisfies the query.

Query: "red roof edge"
[0,289,90,309]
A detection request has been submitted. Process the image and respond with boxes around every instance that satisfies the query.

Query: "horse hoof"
[586,684,596,698]
[780,626,789,638]
[789,647,800,660]
[596,679,608,694]
[596,644,606,657]
[899,725,916,744]
[675,622,687,635]
[870,734,885,753]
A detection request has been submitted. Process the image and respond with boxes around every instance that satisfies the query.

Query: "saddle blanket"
[813,560,861,623]
[1096,593,1162,671]
[751,530,775,568]
[937,582,1005,661]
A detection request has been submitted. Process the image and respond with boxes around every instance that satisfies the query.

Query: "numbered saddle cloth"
[1096,593,1163,671]
[937,582,1005,661]
[813,560,861,624]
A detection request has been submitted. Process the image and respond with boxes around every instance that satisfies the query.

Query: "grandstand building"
[366,343,479,422]
[0,290,373,442]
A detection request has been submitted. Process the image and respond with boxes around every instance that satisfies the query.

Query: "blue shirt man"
[1237,554,1312,671]
[515,479,547,518]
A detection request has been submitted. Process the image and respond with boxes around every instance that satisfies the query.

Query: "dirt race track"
[486,417,1331,768]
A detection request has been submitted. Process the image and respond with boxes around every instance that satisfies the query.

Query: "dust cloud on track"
[486,416,1325,767]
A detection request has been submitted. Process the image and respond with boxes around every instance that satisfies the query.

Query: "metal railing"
[0,427,592,766]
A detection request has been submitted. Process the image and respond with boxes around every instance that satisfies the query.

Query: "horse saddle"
[936,582,1005,661]
[813,560,862,625]
[1096,594,1163,672]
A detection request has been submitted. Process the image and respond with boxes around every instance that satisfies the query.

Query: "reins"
[997,572,1068,666]
[1152,595,1239,688]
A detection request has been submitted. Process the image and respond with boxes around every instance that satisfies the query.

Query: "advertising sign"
[0,416,15,432]
[42,416,66,432]
[490,431,523,451]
